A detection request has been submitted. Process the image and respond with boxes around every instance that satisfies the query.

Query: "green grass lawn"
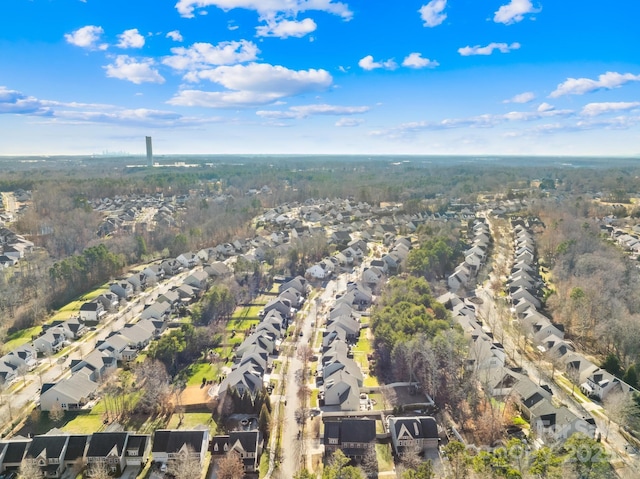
[2,326,41,353]
[310,389,319,408]
[364,375,379,388]
[258,450,270,478]
[167,412,217,435]
[375,444,394,472]
[370,393,385,411]
[62,402,108,434]
[272,360,282,375]
[185,362,221,386]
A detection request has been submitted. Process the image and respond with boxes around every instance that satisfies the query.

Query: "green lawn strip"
[272,360,282,375]
[310,389,319,408]
[375,443,394,472]
[258,450,270,478]
[166,412,217,435]
[555,374,589,403]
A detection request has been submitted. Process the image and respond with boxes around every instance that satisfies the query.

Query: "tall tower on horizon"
[145,136,153,166]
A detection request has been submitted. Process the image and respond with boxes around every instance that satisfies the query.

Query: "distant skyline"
[1,1,639,156]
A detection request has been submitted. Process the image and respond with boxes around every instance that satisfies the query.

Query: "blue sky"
[1,0,639,156]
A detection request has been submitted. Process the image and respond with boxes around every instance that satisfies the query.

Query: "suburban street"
[0,267,194,430]
[478,217,640,477]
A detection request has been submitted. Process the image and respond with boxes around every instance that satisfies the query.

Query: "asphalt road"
[0,268,193,428]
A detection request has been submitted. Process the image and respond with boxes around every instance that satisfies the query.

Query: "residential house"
[389,416,439,456]
[24,434,70,479]
[323,370,360,411]
[217,363,264,400]
[126,273,148,292]
[110,281,134,301]
[33,329,66,355]
[85,433,130,476]
[95,293,120,314]
[279,276,308,297]
[211,431,263,473]
[62,436,89,470]
[119,320,155,349]
[157,290,181,311]
[124,435,150,469]
[323,419,376,461]
[184,270,209,291]
[140,301,171,321]
[176,252,200,269]
[70,350,116,382]
[0,437,30,473]
[152,430,209,468]
[40,370,98,411]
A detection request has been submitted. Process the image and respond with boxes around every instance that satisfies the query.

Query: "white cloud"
[504,91,535,103]
[402,53,439,69]
[256,17,317,38]
[358,55,397,71]
[581,102,640,117]
[170,63,332,108]
[458,42,520,56]
[64,25,107,50]
[537,102,554,112]
[166,30,184,42]
[117,29,145,49]
[494,0,540,25]
[335,118,364,127]
[550,72,640,98]
[0,86,52,116]
[163,40,259,71]
[168,90,283,108]
[0,86,222,128]
[175,0,352,20]
[104,56,165,84]
[256,103,369,119]
[419,0,447,27]
[370,106,573,138]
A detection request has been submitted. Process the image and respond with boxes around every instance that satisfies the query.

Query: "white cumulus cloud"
[419,0,447,27]
[166,30,184,42]
[175,0,352,20]
[537,102,554,112]
[358,55,397,71]
[64,25,107,50]
[402,53,439,69]
[581,102,640,117]
[494,0,540,25]
[458,42,520,56]
[256,17,317,38]
[104,56,165,84]
[117,29,145,49]
[163,40,259,71]
[170,62,332,108]
[550,72,640,98]
[504,91,535,103]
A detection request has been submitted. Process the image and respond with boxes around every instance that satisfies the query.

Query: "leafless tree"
[49,401,65,422]
[87,461,112,479]
[217,451,246,479]
[18,458,44,479]
[167,445,203,479]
